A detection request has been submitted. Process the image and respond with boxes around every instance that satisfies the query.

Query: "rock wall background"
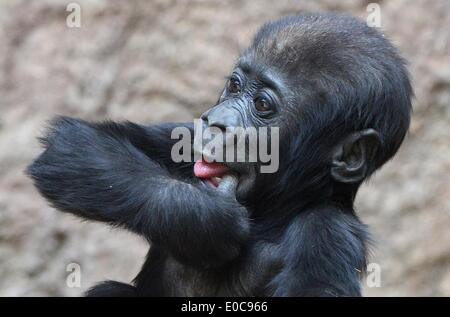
[0,0,448,296]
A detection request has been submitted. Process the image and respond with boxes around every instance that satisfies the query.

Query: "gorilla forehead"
[244,13,396,78]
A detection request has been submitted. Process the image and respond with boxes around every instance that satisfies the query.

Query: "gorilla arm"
[27,117,249,268]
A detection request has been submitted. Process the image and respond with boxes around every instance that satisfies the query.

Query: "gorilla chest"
[164,241,282,296]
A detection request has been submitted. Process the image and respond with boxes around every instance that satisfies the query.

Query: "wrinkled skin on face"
[196,56,293,203]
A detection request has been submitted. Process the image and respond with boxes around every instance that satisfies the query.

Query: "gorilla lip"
[194,160,230,187]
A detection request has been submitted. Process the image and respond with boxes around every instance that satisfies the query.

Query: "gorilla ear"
[331,129,381,183]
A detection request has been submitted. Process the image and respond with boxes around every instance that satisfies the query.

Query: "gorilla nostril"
[208,119,227,131]
[200,111,209,121]
[201,116,209,128]
[202,102,242,130]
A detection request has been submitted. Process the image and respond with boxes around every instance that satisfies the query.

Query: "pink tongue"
[194,160,229,179]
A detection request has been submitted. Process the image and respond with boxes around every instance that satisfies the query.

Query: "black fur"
[27,13,412,296]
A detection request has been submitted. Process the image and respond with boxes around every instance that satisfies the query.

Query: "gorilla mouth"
[194,160,230,188]
[194,159,254,201]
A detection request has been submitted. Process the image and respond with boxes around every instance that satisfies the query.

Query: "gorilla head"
[198,14,412,212]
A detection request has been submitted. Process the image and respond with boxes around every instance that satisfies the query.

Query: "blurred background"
[0,0,449,296]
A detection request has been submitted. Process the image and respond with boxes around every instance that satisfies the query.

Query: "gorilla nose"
[201,104,243,130]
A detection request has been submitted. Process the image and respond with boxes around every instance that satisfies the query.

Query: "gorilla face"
[195,55,290,202]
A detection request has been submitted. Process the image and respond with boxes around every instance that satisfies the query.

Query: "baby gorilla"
[28,13,412,296]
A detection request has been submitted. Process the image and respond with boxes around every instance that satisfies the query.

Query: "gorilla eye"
[228,78,241,94]
[254,97,271,112]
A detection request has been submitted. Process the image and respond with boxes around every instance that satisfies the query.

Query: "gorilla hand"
[27,116,250,269]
